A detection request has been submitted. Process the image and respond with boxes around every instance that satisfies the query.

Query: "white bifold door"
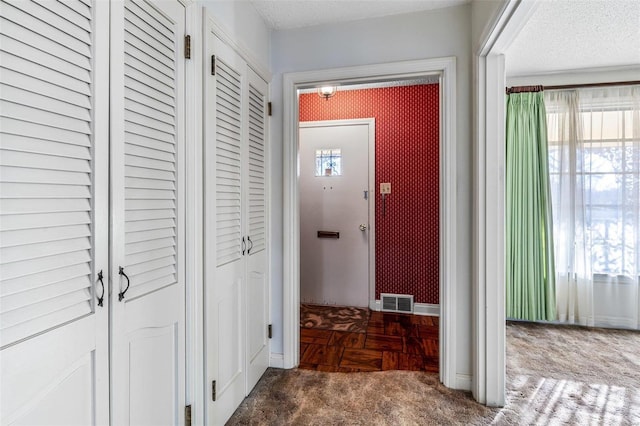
[0,1,186,424]
[109,0,186,424]
[204,28,270,425]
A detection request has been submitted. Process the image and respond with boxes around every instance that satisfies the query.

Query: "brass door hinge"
[185,405,192,426]
[212,380,217,401]
[184,35,191,59]
[268,324,272,339]
[267,102,272,116]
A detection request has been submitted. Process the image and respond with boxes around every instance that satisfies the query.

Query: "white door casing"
[282,58,457,389]
[110,0,186,424]
[0,0,110,424]
[299,119,375,307]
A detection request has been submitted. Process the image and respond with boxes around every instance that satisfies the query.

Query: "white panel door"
[0,0,109,424]
[299,120,373,307]
[204,31,247,425]
[245,68,269,392]
[110,1,186,424]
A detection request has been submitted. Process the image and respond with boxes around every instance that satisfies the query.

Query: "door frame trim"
[472,0,539,406]
[299,118,376,306]
[282,56,458,388]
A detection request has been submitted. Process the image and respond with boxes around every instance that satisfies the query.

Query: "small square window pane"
[315,149,342,176]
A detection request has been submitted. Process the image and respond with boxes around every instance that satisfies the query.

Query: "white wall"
[270,4,474,381]
[200,1,271,69]
[471,0,506,55]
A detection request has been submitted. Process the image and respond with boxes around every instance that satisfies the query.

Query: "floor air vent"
[381,293,414,313]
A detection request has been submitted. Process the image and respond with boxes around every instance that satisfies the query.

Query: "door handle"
[359,224,367,231]
[118,266,130,301]
[242,236,246,256]
[247,236,253,254]
[96,270,105,307]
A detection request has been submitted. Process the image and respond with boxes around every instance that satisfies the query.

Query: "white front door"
[0,0,110,424]
[110,1,186,424]
[299,119,375,308]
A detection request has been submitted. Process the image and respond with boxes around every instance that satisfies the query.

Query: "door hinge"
[184,35,191,59]
[211,55,216,76]
[212,380,216,401]
[267,101,272,116]
[268,324,272,339]
[185,405,192,426]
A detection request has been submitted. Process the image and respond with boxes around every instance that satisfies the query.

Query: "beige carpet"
[228,322,640,425]
[300,304,370,333]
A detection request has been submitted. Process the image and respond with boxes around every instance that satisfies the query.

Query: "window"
[547,89,639,276]
[315,148,342,176]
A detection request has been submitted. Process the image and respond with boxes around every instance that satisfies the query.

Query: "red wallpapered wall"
[299,84,440,304]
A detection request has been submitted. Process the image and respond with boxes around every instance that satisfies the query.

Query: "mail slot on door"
[317,231,340,239]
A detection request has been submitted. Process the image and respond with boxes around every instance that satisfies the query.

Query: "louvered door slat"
[1,1,91,55]
[1,66,91,110]
[1,224,90,248]
[215,57,243,267]
[123,0,178,299]
[0,35,90,83]
[247,84,266,254]
[0,0,96,347]
[1,263,90,297]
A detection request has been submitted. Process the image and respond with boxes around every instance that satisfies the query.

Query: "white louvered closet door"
[0,0,110,424]
[109,1,186,424]
[205,31,247,426]
[245,68,269,392]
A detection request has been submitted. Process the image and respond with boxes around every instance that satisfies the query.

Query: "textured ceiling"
[249,0,469,30]
[506,0,640,76]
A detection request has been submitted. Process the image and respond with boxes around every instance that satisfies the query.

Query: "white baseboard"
[369,300,440,316]
[414,303,440,316]
[455,373,472,391]
[593,316,638,330]
[269,353,284,368]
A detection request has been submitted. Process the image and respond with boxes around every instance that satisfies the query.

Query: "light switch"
[380,182,391,194]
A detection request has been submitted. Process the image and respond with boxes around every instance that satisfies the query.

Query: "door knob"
[359,224,367,231]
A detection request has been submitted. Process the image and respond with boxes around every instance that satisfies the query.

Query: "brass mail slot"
[317,231,340,239]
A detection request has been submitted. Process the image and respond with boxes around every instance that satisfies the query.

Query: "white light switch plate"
[380,182,391,194]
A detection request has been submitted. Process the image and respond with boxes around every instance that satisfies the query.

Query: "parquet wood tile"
[381,351,399,370]
[364,334,404,352]
[301,344,344,366]
[404,337,439,357]
[328,331,366,348]
[340,348,383,371]
[300,328,333,345]
[299,308,439,374]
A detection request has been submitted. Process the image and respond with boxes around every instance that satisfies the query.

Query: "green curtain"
[506,92,556,321]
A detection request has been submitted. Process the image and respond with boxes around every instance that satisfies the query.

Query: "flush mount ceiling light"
[318,86,337,100]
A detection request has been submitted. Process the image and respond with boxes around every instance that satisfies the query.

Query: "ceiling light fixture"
[318,86,337,100]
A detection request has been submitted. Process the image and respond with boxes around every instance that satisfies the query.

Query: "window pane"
[315,149,342,177]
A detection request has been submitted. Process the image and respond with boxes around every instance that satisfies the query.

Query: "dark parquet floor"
[299,310,439,373]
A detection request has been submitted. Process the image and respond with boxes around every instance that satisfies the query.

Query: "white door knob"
[359,224,367,231]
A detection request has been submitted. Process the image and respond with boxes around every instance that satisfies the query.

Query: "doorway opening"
[282,57,459,388]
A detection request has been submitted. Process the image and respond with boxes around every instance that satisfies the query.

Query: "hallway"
[299,305,439,372]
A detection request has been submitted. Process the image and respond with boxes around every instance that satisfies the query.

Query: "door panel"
[110,1,185,424]
[299,121,372,307]
[0,0,109,423]
[205,31,247,425]
[245,69,269,391]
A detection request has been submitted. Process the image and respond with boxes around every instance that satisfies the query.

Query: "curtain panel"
[506,92,557,321]
[546,86,640,329]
